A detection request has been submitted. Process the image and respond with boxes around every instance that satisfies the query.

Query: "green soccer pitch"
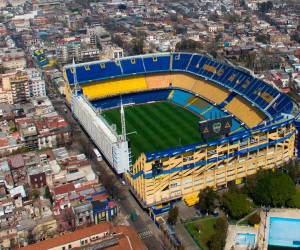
[102,101,203,161]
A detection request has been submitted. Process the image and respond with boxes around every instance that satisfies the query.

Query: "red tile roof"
[92,193,109,201]
[0,137,8,148]
[18,223,112,250]
[8,154,24,169]
[53,183,75,196]
[18,223,147,250]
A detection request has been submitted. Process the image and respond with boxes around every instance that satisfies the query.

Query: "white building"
[26,68,46,97]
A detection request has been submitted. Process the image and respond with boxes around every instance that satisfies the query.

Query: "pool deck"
[225,225,258,250]
[257,209,300,250]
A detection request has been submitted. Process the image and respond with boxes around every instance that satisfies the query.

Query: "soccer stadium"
[63,52,300,210]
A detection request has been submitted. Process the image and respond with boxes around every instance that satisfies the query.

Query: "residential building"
[27,68,47,97]
[1,71,30,104]
[18,223,147,250]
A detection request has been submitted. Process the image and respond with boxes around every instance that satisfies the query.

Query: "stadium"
[63,52,300,210]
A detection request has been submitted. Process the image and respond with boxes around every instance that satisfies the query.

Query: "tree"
[222,191,251,219]
[167,206,179,225]
[249,170,296,207]
[175,39,203,53]
[44,186,53,204]
[258,1,273,13]
[248,212,261,226]
[112,34,125,48]
[95,36,102,50]
[256,33,270,44]
[282,161,300,184]
[207,217,228,250]
[197,187,219,214]
[102,176,120,199]
[32,189,40,200]
[131,37,144,55]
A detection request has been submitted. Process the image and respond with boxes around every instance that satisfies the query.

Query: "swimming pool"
[235,233,256,247]
[268,217,300,248]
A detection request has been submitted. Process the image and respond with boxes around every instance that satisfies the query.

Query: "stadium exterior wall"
[126,121,296,207]
[71,94,130,174]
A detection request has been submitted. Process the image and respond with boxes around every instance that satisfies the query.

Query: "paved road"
[45,79,167,250]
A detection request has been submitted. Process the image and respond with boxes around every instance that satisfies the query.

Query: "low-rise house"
[8,154,26,185]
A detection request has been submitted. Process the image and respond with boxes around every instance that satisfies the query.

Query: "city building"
[18,223,147,250]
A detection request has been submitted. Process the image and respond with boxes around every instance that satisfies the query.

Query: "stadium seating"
[225,96,266,128]
[219,92,237,108]
[169,90,236,127]
[64,52,295,119]
[121,57,145,75]
[66,61,123,84]
[143,55,170,72]
[145,73,171,89]
[82,76,147,100]
[169,89,194,107]
[92,89,171,110]
[170,73,198,90]
[172,53,193,71]
[191,79,229,104]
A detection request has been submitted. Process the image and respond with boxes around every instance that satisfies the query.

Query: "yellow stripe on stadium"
[82,76,147,100]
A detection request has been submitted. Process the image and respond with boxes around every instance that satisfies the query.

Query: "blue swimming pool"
[269,217,300,248]
[235,233,256,247]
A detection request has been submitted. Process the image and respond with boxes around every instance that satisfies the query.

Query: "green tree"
[283,161,300,184]
[222,191,251,219]
[167,206,179,225]
[131,37,144,55]
[249,170,296,207]
[258,1,273,13]
[256,33,270,43]
[207,217,228,250]
[44,186,53,204]
[112,34,125,48]
[248,212,261,226]
[197,187,219,214]
[32,189,40,200]
[175,39,203,53]
[95,36,102,50]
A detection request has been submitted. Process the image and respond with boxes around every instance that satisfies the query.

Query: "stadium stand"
[170,73,198,90]
[145,73,171,89]
[168,89,194,107]
[82,76,147,100]
[219,92,237,108]
[121,57,145,75]
[169,89,242,131]
[225,96,266,127]
[172,53,193,71]
[66,61,123,84]
[64,52,295,119]
[92,89,171,110]
[191,79,230,104]
[143,55,170,72]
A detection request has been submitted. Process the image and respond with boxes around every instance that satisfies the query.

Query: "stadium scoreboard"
[199,116,232,140]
